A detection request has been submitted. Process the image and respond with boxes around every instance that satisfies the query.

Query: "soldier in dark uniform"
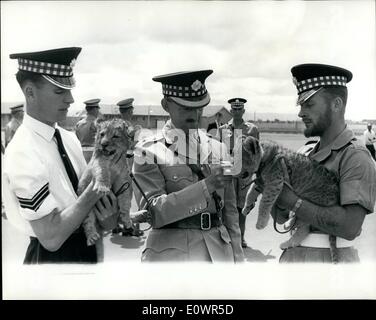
[132,70,244,263]
[5,104,24,147]
[268,63,376,263]
[218,98,259,248]
[118,98,134,125]
[75,98,101,163]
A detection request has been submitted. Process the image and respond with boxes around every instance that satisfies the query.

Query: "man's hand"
[93,191,119,231]
[271,182,299,224]
[204,165,232,194]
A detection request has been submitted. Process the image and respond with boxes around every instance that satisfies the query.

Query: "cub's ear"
[127,126,137,139]
[243,136,259,155]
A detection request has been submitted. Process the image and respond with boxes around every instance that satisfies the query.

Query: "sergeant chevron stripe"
[17,183,49,211]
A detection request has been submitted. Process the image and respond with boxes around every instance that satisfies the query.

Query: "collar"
[14,118,22,125]
[161,119,212,161]
[228,118,245,128]
[23,113,56,142]
[310,126,355,162]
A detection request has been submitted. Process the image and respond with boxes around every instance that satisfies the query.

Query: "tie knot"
[54,128,62,139]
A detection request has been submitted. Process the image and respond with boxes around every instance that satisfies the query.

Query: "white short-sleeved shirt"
[3,114,87,236]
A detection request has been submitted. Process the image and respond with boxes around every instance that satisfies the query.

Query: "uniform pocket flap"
[218,225,232,244]
[161,165,194,183]
[144,229,189,253]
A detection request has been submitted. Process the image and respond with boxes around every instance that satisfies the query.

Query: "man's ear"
[332,96,344,113]
[24,83,35,100]
[161,98,169,112]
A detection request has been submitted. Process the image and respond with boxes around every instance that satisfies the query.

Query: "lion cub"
[77,118,136,247]
[239,136,339,254]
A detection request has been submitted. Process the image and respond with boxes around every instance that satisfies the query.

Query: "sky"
[1,0,375,121]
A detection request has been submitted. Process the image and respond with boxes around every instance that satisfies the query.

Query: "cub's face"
[95,118,135,156]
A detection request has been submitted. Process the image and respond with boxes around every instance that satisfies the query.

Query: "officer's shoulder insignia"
[305,139,318,146]
[297,141,318,155]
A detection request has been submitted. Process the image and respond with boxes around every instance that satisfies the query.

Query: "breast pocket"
[161,165,195,193]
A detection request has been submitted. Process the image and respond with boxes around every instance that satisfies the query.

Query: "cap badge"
[292,76,298,86]
[70,59,76,68]
[235,99,239,103]
[191,80,203,91]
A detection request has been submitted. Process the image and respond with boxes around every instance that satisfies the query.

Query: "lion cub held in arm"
[77,118,135,246]
[240,136,339,249]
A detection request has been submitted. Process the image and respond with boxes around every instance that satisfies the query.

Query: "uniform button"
[173,175,178,180]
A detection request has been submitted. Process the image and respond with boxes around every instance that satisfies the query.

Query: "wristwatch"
[283,198,303,230]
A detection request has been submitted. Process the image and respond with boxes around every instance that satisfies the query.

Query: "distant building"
[61,104,230,130]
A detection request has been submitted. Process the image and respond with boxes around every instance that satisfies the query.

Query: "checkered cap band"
[18,58,73,76]
[162,83,207,98]
[296,75,347,94]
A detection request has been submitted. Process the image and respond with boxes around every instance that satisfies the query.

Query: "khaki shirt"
[132,121,244,262]
[5,118,22,147]
[219,119,260,208]
[308,127,376,214]
[75,114,97,147]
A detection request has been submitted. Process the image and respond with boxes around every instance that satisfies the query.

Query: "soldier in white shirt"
[3,47,118,264]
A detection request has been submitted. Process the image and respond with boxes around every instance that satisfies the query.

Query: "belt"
[29,226,83,241]
[162,212,222,230]
[298,233,354,248]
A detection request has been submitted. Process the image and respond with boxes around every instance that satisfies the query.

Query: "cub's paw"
[255,218,268,230]
[87,232,101,246]
[280,238,300,249]
[242,204,254,216]
[93,182,110,195]
[122,219,133,229]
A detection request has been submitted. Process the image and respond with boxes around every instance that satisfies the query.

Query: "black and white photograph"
[1,0,376,302]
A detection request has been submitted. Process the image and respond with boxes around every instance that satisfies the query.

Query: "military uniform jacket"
[3,114,87,236]
[132,120,244,262]
[75,114,97,147]
[307,127,376,214]
[5,118,22,147]
[219,119,260,208]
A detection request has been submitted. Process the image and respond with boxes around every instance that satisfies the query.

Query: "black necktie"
[54,128,79,193]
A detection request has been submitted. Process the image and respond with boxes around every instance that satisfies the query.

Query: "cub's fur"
[239,136,339,252]
[77,118,135,253]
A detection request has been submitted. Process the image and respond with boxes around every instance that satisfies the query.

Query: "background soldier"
[219,98,259,248]
[270,63,376,263]
[75,98,101,163]
[5,104,24,147]
[132,70,244,263]
[363,123,376,160]
[118,98,134,124]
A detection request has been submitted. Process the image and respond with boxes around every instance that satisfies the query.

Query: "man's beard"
[304,106,332,138]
